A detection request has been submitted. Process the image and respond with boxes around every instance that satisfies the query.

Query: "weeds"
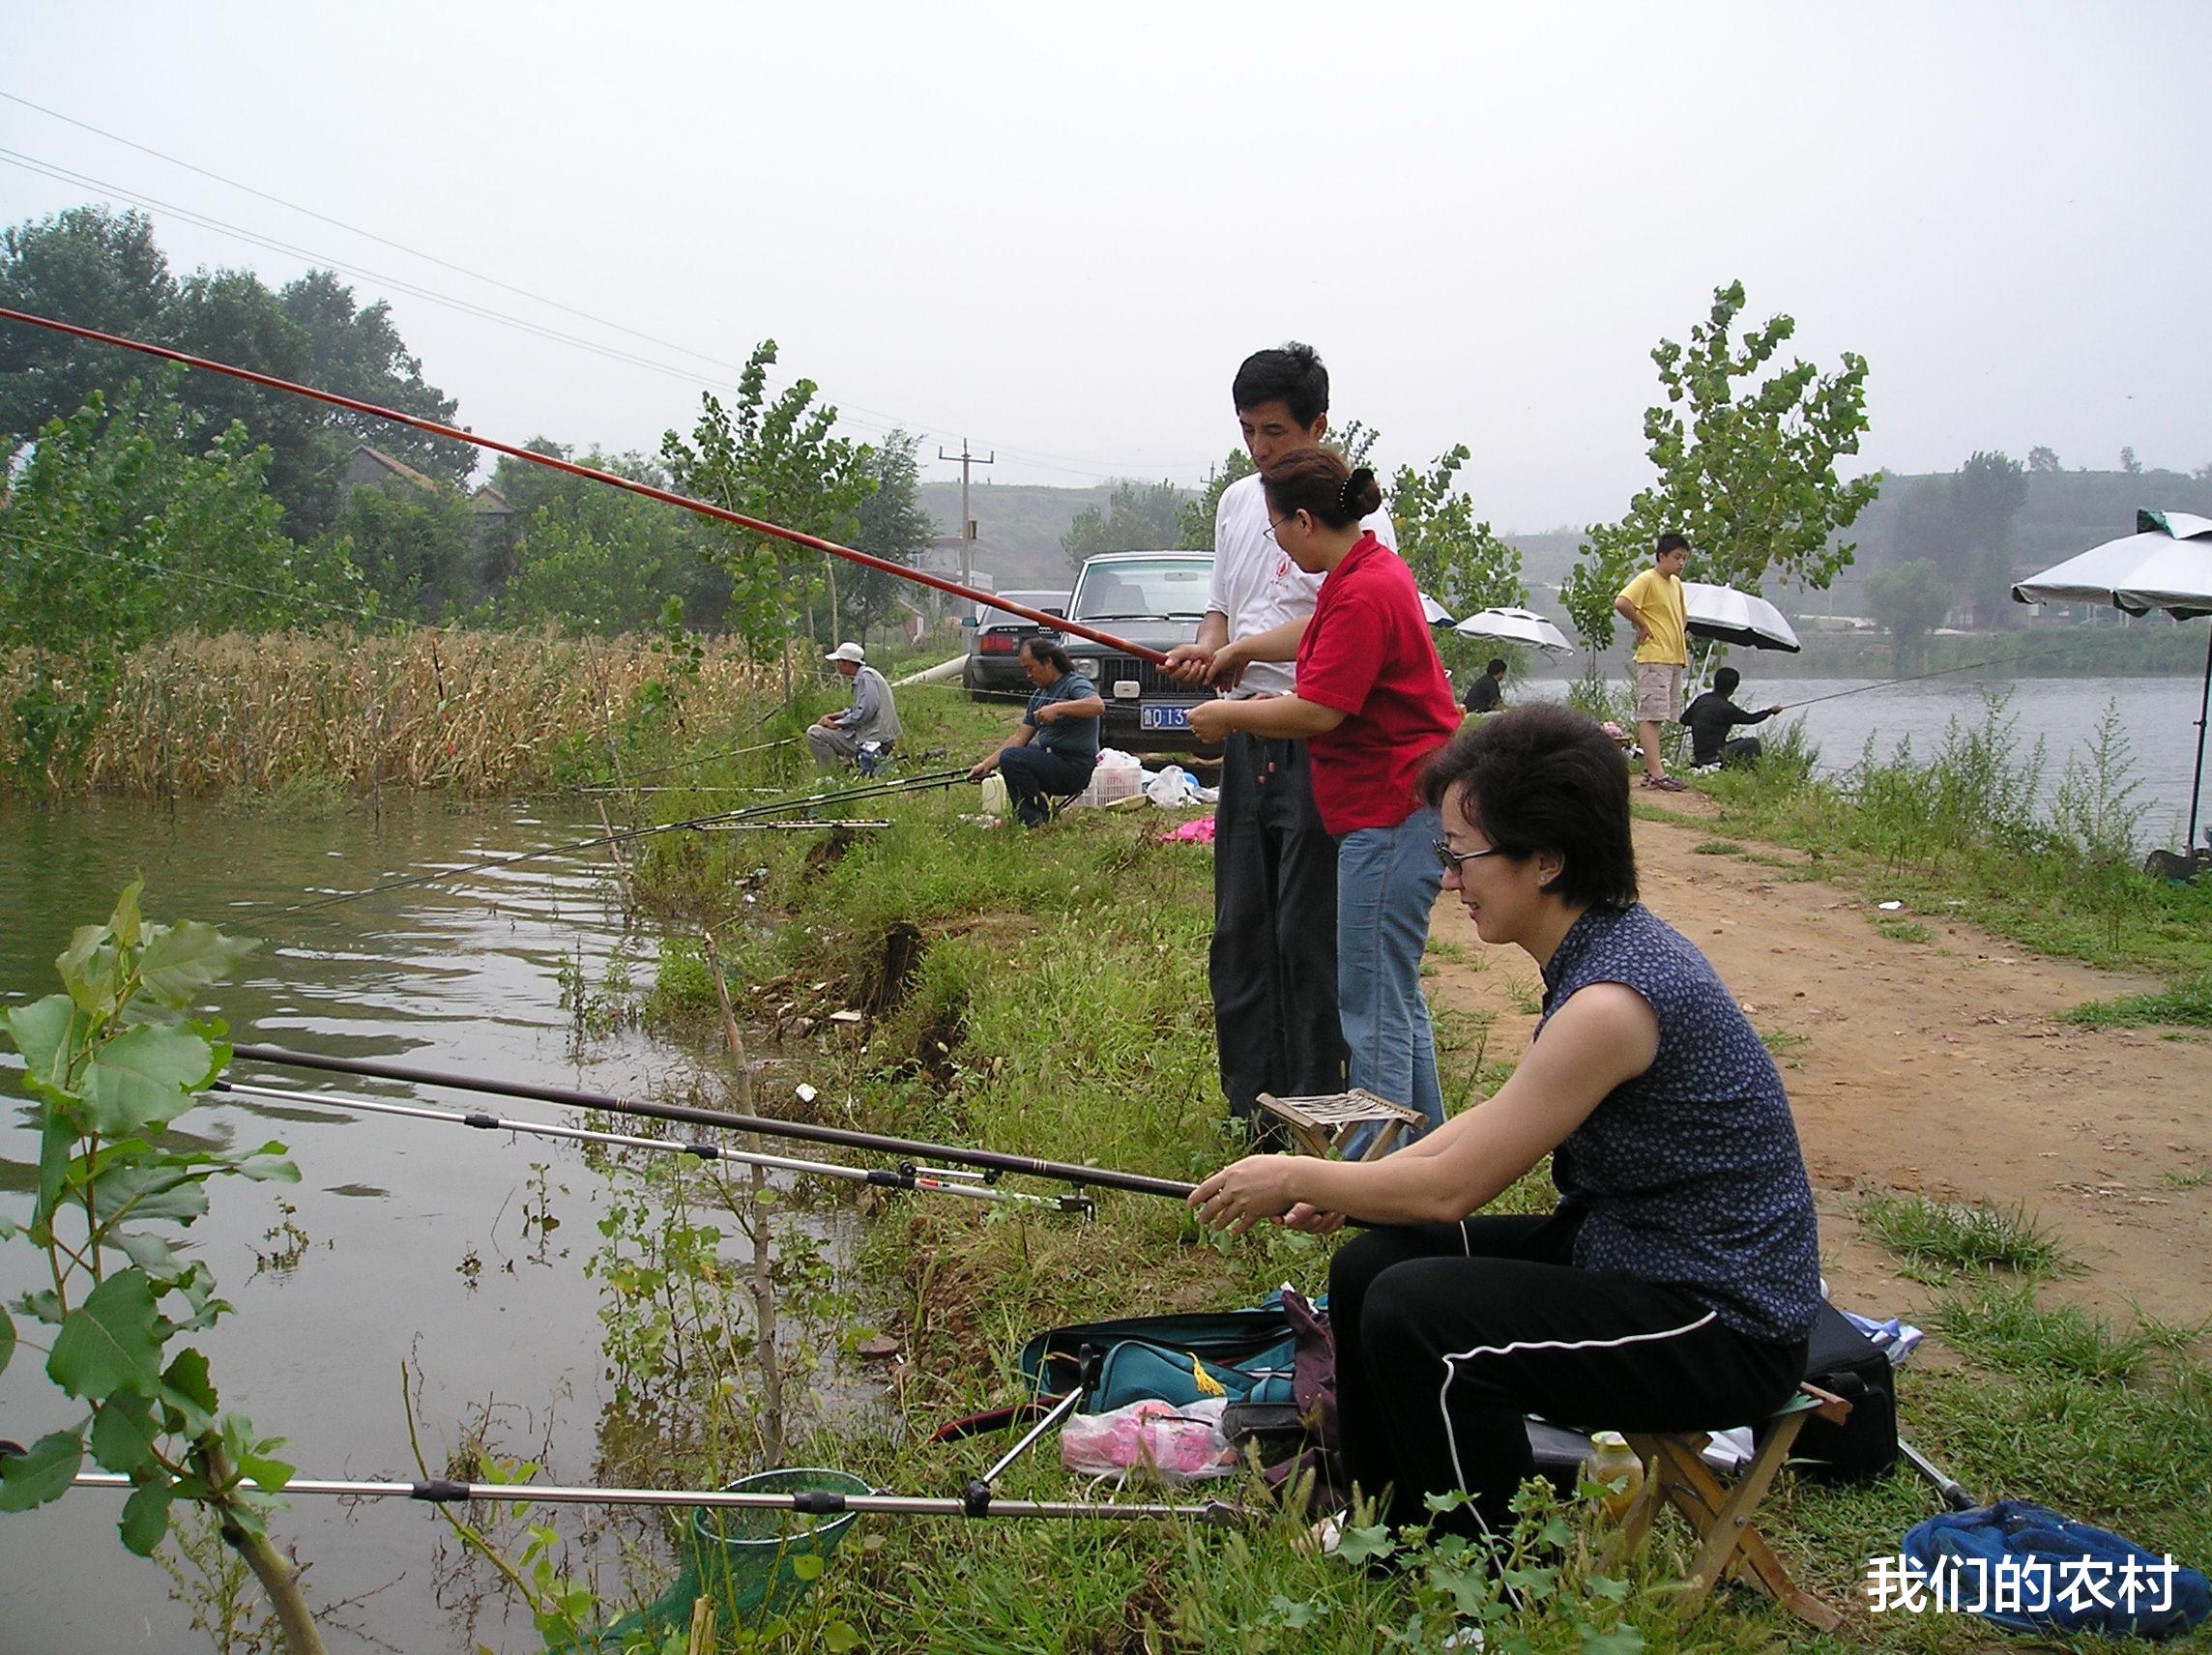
[1869,915,1933,944]
[1857,1191,2071,1277]
[2062,975,2212,1030]
[1934,1279,2203,1384]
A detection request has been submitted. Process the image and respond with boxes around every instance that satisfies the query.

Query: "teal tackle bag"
[1019,1295,1307,1411]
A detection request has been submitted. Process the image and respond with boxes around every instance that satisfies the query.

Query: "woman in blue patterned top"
[1191,702,1820,1548]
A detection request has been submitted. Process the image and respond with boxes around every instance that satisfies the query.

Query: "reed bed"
[0,629,783,796]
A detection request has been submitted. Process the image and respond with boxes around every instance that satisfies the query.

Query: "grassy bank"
[599,717,2207,1654]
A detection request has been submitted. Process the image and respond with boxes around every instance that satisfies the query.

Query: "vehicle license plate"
[1139,703,1193,732]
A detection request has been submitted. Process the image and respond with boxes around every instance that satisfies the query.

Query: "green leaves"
[6,993,83,1097]
[48,1267,164,1401]
[80,1022,220,1136]
[0,1428,84,1512]
[118,1479,176,1556]
[137,921,258,1009]
[0,1305,15,1377]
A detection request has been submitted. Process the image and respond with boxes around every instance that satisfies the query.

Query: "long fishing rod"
[0,308,1168,667]
[59,1469,1241,1524]
[227,1046,1199,1203]
[1772,637,2098,711]
[213,1079,1092,1215]
[287,768,967,914]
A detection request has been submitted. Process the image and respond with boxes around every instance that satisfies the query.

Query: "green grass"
[1760,1028,1811,1060]
[1869,915,1934,944]
[1933,1279,2203,1384]
[1857,1192,2072,1278]
[2062,975,2212,1030]
[1691,839,1744,856]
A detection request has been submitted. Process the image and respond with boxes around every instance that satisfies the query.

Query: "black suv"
[962,589,1070,699]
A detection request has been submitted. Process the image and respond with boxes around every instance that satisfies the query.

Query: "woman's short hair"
[1020,636,1075,675]
[1418,703,1638,910]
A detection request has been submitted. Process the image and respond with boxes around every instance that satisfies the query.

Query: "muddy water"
[0,794,822,1654]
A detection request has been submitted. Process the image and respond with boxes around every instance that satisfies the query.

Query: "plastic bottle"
[1584,1431,1644,1521]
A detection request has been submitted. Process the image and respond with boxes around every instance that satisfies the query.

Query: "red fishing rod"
[0,306,1165,664]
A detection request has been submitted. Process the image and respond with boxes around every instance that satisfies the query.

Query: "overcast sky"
[5,1,2206,530]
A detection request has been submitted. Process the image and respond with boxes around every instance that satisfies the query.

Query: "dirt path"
[1421,803,2212,1332]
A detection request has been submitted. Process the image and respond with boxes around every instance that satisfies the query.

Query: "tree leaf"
[88,1390,161,1474]
[233,1143,301,1184]
[109,879,144,951]
[58,922,123,1018]
[108,1228,183,1277]
[137,921,257,1010]
[160,1349,219,1437]
[80,1023,217,1137]
[0,1306,14,1377]
[119,1478,176,1556]
[5,994,83,1097]
[0,1428,85,1512]
[47,1267,163,1402]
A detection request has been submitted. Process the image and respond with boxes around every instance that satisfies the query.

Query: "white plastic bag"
[1143,764,1203,809]
[1060,1397,1236,1483]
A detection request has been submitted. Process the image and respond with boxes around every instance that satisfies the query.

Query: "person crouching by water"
[806,642,901,770]
[1186,452,1462,1145]
[1680,665,1782,770]
[1464,657,1507,715]
[967,638,1104,828]
[1189,704,1819,1553]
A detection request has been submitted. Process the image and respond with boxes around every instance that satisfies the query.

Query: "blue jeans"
[1337,806,1444,1154]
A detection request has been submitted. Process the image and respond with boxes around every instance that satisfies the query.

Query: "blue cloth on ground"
[1901,1500,2208,1640]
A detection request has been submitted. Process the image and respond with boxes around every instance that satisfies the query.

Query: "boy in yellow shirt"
[1614,534,1691,791]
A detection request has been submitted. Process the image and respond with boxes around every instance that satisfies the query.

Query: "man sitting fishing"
[1680,666,1782,770]
[967,638,1104,828]
[806,642,902,772]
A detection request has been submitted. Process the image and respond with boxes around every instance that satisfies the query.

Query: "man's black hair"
[1418,703,1638,911]
[1486,658,1508,677]
[1655,532,1690,557]
[1233,342,1329,427]
[1714,666,1742,695]
[1021,636,1075,675]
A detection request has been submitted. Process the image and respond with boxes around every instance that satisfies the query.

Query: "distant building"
[336,444,442,504]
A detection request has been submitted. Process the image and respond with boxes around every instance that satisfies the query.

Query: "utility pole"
[938,438,994,609]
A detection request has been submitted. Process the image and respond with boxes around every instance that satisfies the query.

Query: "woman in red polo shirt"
[1187,450,1462,1144]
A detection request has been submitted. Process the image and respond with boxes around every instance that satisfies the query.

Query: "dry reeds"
[0,629,783,796]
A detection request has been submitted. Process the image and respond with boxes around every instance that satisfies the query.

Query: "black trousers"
[1209,732,1346,1125]
[1329,1209,1807,1545]
[999,744,1093,827]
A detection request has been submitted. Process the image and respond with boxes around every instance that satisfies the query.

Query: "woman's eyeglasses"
[1434,839,1504,874]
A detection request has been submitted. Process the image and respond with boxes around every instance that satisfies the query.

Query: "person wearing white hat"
[806,642,902,769]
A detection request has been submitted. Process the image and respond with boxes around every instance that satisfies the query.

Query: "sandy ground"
[1421,802,2212,1333]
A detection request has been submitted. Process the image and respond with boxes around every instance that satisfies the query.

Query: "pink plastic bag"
[1060,1397,1236,1482]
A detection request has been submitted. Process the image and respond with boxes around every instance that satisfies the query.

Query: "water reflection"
[0,794,737,1654]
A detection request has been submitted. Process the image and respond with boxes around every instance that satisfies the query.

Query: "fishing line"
[1770,636,2117,711]
[228,1045,1200,1202]
[0,307,1167,664]
[281,768,968,914]
[212,1079,1090,1214]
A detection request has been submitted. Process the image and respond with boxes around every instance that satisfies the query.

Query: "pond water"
[0,794,839,1654]
[1521,672,2209,848]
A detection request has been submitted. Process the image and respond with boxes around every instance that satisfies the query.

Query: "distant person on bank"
[1680,666,1782,770]
[806,642,902,770]
[1464,657,1507,715]
[1614,534,1691,792]
[967,638,1104,828]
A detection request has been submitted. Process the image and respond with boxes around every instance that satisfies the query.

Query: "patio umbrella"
[1454,606,1573,654]
[2013,509,2212,869]
[1681,582,1802,653]
[1419,592,1456,628]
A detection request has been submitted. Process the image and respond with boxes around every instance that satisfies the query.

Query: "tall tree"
[1950,450,2027,626]
[1062,479,1188,568]
[1867,559,1955,675]
[277,270,469,489]
[1564,279,1877,650]
[2027,446,2062,473]
[660,339,874,687]
[1382,443,1527,618]
[847,429,933,645]
[1177,450,1255,550]
[499,450,702,635]
[0,207,176,456]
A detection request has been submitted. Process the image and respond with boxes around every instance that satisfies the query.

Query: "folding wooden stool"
[1255,1089,1429,1160]
[1612,1385,1851,1632]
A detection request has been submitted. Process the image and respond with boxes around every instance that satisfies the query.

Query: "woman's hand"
[1188,1154,1303,1236]
[1207,639,1249,690]
[1183,698,1236,743]
[1279,1203,1346,1234]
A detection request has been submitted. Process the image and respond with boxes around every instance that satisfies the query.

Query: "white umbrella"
[2014,509,2212,866]
[1419,592,1456,628]
[1454,606,1572,654]
[1681,582,1802,653]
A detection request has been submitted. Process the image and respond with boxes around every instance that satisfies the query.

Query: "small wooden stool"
[1255,1089,1429,1160]
[1612,1385,1850,1632]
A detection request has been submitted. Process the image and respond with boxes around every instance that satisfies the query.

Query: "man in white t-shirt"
[1163,342,1398,1137]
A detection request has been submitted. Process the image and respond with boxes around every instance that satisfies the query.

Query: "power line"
[0,96,1133,481]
